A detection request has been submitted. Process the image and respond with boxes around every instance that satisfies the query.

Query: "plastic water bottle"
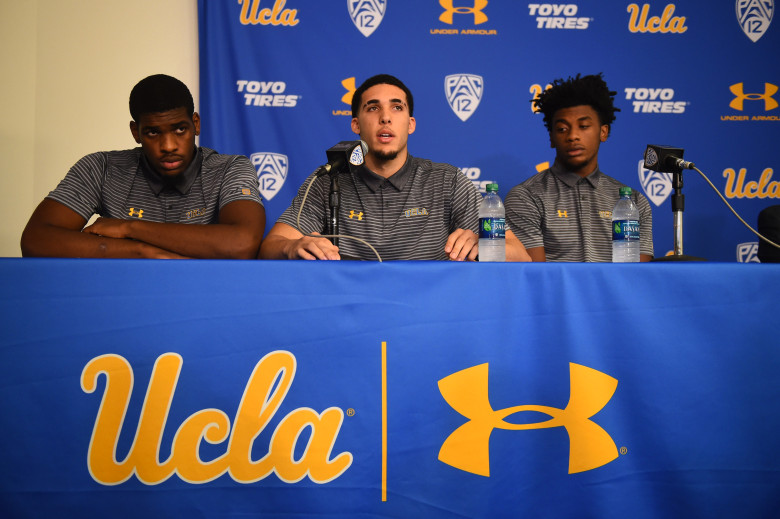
[612,186,640,262]
[479,183,506,262]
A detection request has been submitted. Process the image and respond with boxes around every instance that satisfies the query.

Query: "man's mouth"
[160,157,184,170]
[377,131,394,144]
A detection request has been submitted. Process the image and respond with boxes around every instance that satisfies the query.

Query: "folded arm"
[21,198,264,259]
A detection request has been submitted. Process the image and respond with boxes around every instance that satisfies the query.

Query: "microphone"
[316,140,369,177]
[644,144,695,173]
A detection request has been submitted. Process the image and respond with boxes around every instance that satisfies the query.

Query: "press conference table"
[1,259,778,518]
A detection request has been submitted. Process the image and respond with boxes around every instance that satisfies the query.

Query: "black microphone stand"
[327,174,340,247]
[652,166,706,262]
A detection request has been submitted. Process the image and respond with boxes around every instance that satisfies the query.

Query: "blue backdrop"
[197,0,779,262]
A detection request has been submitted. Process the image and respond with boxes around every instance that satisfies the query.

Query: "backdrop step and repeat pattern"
[198,0,779,262]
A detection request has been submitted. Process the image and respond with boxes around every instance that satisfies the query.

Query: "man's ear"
[408,117,416,135]
[600,125,609,142]
[130,121,140,144]
[192,112,201,136]
[351,117,360,135]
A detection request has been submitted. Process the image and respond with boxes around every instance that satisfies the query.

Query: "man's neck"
[365,150,409,179]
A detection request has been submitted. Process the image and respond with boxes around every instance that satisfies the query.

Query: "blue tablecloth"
[1,259,778,517]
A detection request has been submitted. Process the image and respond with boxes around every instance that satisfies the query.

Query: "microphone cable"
[691,166,780,250]
[296,170,383,262]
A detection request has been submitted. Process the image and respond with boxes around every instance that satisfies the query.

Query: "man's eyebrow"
[362,98,407,108]
[554,115,594,124]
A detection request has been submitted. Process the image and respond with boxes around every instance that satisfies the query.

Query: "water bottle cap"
[486,183,499,193]
[619,186,632,196]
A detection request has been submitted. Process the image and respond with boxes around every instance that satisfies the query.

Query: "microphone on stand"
[316,140,369,247]
[316,140,368,177]
[644,144,705,261]
[644,144,695,173]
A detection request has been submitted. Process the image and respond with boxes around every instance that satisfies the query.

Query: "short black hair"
[532,73,620,135]
[129,74,194,121]
[351,74,414,116]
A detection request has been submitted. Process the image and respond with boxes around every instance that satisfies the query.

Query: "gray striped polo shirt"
[277,155,481,260]
[505,162,654,262]
[47,147,263,224]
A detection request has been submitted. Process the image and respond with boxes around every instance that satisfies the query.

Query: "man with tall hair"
[21,74,265,258]
[259,73,481,261]
[505,73,653,262]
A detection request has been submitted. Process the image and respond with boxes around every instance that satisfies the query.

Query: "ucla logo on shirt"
[445,74,484,122]
[251,152,289,201]
[438,362,619,476]
[348,0,386,37]
[736,0,774,42]
[638,160,673,207]
[404,207,429,218]
[737,242,760,262]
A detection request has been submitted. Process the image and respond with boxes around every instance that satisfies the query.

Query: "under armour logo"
[729,82,779,111]
[438,362,618,476]
[557,210,568,218]
[341,77,356,106]
[439,0,488,24]
[349,210,363,220]
[128,208,143,218]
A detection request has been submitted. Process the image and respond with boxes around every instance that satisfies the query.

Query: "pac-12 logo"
[438,362,619,476]
[348,0,386,37]
[736,0,774,42]
[251,152,288,201]
[737,242,760,262]
[445,74,484,122]
[638,160,672,207]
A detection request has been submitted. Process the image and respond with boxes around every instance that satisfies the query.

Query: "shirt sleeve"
[636,192,654,257]
[450,169,481,234]
[218,155,265,209]
[46,152,107,221]
[505,183,545,249]
[275,171,328,235]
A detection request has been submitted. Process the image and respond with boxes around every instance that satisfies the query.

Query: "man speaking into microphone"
[259,74,481,261]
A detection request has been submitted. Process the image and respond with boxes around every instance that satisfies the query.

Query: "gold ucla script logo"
[238,0,299,26]
[438,362,618,476]
[80,351,352,485]
[627,3,687,33]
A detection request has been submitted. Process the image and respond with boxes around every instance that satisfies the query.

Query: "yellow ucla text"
[238,0,299,27]
[438,362,618,476]
[80,351,352,485]
[723,168,780,199]
[404,207,429,218]
[627,4,687,33]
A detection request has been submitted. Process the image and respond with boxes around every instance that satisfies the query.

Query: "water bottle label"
[480,217,505,239]
[612,220,640,241]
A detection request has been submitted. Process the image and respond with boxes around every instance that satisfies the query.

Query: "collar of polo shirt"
[551,159,603,189]
[358,155,414,193]
[140,147,203,196]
